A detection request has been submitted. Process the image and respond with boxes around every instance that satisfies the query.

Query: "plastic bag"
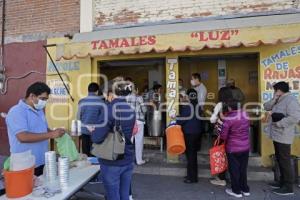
[3,157,10,171]
[209,137,228,175]
[55,133,79,162]
[10,150,35,171]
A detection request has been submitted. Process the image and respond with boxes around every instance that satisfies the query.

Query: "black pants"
[34,165,44,176]
[274,141,293,190]
[227,151,249,194]
[81,134,93,157]
[184,134,201,182]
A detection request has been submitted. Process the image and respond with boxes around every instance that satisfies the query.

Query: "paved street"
[81,174,300,200]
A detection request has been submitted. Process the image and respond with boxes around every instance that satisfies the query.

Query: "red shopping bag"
[209,137,228,175]
[132,121,139,136]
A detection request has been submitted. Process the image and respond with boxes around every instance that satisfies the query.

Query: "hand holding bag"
[209,136,228,175]
[91,112,125,161]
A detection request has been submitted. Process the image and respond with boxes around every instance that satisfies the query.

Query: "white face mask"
[34,99,47,110]
[190,80,196,86]
[178,85,183,90]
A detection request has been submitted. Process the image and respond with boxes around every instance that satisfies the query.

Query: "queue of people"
[4,75,300,199]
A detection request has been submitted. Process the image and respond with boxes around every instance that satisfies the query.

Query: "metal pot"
[148,110,162,137]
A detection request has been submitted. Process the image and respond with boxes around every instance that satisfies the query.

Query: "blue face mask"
[33,99,47,110]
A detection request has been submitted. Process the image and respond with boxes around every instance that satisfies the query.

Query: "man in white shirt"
[191,73,207,107]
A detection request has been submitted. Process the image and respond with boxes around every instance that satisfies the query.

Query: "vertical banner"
[166,57,179,162]
[166,58,179,125]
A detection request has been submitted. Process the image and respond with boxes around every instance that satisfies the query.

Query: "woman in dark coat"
[177,88,203,183]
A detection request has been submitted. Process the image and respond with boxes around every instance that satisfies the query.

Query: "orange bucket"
[4,166,34,198]
[166,125,186,155]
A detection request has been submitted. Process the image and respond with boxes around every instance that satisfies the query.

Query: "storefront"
[45,20,300,167]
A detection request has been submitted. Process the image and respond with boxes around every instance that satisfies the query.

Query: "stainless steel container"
[148,110,162,137]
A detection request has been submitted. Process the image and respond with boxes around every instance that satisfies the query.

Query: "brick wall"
[0,0,80,41]
[0,41,47,156]
[94,0,300,28]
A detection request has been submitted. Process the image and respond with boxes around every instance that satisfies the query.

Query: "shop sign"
[47,79,69,103]
[166,59,178,120]
[261,45,300,102]
[47,61,80,72]
[91,35,156,50]
[191,29,239,42]
[261,45,300,68]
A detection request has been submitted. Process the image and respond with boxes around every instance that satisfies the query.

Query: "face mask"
[34,99,47,110]
[190,80,196,86]
[178,85,183,90]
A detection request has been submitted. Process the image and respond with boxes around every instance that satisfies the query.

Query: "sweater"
[263,93,300,144]
[77,93,104,135]
[219,110,250,153]
[177,104,203,135]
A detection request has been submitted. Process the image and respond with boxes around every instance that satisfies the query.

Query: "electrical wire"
[0,70,70,95]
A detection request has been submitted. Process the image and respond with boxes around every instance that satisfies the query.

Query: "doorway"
[179,54,260,155]
[99,58,165,95]
[99,58,167,140]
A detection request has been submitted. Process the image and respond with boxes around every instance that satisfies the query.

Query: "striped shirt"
[126,94,146,122]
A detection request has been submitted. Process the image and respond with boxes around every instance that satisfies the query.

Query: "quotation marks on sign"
[191,30,240,42]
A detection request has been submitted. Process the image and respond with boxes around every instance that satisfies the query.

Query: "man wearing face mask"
[264,81,300,196]
[6,82,65,176]
[190,73,207,108]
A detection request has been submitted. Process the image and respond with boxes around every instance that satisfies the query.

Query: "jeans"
[101,163,134,200]
[273,141,293,191]
[227,151,250,194]
[184,134,201,182]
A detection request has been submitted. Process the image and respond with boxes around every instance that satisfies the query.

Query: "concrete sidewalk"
[134,150,274,181]
[83,174,300,200]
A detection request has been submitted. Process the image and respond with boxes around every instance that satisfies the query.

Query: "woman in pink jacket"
[219,99,250,198]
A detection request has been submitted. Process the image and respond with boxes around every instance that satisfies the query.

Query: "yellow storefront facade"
[45,22,300,167]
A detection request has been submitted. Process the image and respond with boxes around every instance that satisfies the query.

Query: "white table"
[0,165,100,200]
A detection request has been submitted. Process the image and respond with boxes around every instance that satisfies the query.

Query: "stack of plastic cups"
[58,157,69,190]
[45,151,57,183]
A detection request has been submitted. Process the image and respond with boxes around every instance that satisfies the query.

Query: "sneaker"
[242,191,250,196]
[225,189,243,198]
[210,177,226,186]
[137,160,147,165]
[268,182,281,189]
[272,187,294,196]
[129,195,134,200]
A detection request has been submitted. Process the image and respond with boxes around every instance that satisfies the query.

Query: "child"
[219,99,250,198]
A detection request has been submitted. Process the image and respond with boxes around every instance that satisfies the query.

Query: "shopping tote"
[209,137,228,175]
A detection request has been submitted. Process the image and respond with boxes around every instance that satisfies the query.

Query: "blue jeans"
[101,163,134,200]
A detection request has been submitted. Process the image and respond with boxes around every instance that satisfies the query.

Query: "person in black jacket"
[177,88,203,183]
